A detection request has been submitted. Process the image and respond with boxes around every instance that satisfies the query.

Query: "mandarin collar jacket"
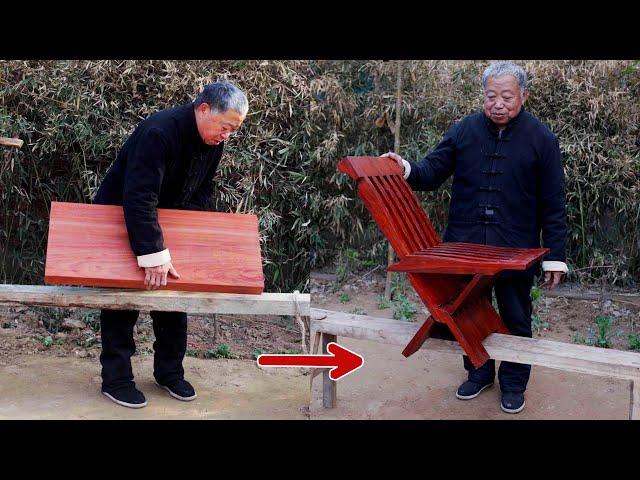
[94,103,224,258]
[406,108,567,272]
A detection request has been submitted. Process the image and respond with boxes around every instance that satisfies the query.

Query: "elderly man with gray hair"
[94,81,249,408]
[383,61,567,414]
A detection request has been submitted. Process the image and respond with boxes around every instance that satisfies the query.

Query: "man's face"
[483,75,528,127]
[195,104,246,145]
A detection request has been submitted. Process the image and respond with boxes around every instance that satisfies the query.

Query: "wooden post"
[384,60,403,300]
[630,379,640,420]
[292,290,308,354]
[322,333,337,408]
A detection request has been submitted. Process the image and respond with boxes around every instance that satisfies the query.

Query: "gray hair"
[195,81,249,116]
[482,61,528,92]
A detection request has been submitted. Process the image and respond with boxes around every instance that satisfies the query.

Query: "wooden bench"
[311,308,640,419]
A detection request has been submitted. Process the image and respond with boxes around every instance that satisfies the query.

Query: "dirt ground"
[0,308,309,419]
[309,272,640,420]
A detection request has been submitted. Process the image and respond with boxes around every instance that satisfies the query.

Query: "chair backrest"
[337,156,441,258]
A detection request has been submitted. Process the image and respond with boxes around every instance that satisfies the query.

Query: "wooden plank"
[0,137,24,148]
[338,155,404,179]
[322,333,337,408]
[44,202,264,294]
[311,309,640,381]
[544,289,640,307]
[389,246,547,275]
[0,285,309,316]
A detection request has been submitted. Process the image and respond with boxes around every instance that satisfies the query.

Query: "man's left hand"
[543,271,564,289]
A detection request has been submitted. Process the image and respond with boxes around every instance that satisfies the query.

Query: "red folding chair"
[338,156,548,367]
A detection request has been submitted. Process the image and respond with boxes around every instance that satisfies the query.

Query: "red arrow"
[256,342,364,381]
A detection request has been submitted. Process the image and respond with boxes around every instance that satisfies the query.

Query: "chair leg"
[402,316,435,358]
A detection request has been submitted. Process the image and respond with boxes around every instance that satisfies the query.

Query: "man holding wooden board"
[93,81,248,408]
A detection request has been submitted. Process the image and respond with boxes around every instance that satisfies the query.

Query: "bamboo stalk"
[385,60,403,301]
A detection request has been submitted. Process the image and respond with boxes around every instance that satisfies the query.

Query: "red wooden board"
[44,202,264,294]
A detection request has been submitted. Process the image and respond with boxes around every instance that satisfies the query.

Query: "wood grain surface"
[44,202,264,294]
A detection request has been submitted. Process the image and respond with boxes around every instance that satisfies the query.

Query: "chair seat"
[388,242,549,275]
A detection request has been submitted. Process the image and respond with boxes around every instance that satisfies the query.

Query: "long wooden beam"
[311,308,640,380]
[0,285,310,316]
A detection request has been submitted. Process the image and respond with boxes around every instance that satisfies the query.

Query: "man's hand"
[543,270,564,289]
[381,152,405,170]
[144,261,180,290]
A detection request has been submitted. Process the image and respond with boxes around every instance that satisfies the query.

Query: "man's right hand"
[381,152,405,170]
[144,262,180,290]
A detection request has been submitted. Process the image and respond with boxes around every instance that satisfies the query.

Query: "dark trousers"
[463,273,535,394]
[99,309,188,392]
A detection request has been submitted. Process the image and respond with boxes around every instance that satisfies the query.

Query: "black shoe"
[501,392,525,414]
[455,380,494,400]
[102,385,147,409]
[155,378,197,401]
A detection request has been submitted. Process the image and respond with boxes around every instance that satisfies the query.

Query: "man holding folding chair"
[382,61,568,414]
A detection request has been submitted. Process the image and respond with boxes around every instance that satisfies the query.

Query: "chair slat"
[389,175,440,248]
[369,176,425,253]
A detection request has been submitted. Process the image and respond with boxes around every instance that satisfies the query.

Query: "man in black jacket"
[94,81,248,408]
[382,61,567,414]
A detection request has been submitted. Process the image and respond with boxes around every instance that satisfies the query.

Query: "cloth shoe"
[102,385,147,409]
[155,378,197,401]
[500,392,525,413]
[455,380,494,400]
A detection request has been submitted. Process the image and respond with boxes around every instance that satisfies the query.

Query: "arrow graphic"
[256,342,364,381]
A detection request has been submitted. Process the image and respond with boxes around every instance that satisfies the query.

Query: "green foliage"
[531,314,550,335]
[338,292,350,303]
[310,60,640,286]
[0,60,311,293]
[390,273,409,300]
[627,334,640,351]
[81,310,101,333]
[253,348,265,359]
[349,307,367,315]
[186,349,201,358]
[392,294,418,321]
[37,335,63,347]
[572,332,587,344]
[335,248,362,283]
[376,295,390,309]
[33,307,68,334]
[584,315,618,348]
[3,60,640,288]
[530,286,549,334]
[531,286,542,303]
[205,343,237,359]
